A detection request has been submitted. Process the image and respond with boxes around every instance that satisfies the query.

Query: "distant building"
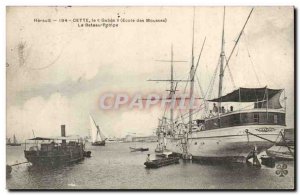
[124,135,133,142]
[132,135,157,142]
[122,134,158,142]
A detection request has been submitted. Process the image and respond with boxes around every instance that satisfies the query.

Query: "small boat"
[129,147,149,152]
[92,141,105,146]
[89,114,107,146]
[83,151,92,157]
[266,129,294,160]
[266,146,294,160]
[7,135,21,146]
[144,157,180,168]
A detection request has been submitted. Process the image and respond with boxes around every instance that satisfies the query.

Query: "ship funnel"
[61,125,66,137]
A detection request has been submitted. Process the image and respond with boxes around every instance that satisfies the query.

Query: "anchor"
[251,146,261,167]
[245,129,261,167]
[245,145,261,167]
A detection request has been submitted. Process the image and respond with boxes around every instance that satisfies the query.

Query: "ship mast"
[217,7,254,115]
[148,47,187,135]
[189,9,195,133]
[170,45,174,133]
[218,7,226,114]
[13,134,17,144]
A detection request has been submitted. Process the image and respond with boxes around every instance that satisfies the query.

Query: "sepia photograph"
[6,6,295,190]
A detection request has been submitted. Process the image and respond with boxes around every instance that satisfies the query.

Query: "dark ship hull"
[7,143,21,146]
[144,157,179,168]
[24,150,84,166]
[91,140,105,146]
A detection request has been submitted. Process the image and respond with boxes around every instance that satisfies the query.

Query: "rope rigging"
[224,55,237,89]
[160,8,256,132]
[223,8,254,73]
[196,74,208,114]
[206,58,220,100]
[243,32,261,86]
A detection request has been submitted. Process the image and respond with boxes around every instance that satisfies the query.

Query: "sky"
[6,6,294,140]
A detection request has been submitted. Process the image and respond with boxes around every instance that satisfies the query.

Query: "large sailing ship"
[152,7,286,162]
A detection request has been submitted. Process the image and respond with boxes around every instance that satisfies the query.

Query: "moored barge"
[144,157,180,168]
[24,125,88,166]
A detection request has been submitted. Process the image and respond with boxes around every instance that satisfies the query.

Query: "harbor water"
[6,142,294,189]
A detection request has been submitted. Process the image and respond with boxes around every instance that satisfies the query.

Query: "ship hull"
[91,140,105,146]
[24,151,84,166]
[129,147,149,152]
[7,143,21,146]
[165,125,283,162]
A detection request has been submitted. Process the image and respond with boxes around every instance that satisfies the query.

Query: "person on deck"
[221,106,225,113]
[213,103,218,113]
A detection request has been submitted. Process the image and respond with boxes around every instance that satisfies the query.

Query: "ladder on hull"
[181,133,192,160]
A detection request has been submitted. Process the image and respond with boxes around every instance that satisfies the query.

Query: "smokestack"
[96,125,99,130]
[61,125,66,137]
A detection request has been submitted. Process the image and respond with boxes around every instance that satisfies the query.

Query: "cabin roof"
[208,87,283,102]
[28,137,52,140]
[28,135,81,140]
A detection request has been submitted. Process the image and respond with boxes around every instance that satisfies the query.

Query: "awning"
[28,135,81,141]
[28,137,52,141]
[208,87,283,102]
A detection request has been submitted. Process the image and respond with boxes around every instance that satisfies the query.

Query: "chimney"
[61,125,66,137]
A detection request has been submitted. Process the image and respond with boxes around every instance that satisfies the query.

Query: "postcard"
[6,6,295,190]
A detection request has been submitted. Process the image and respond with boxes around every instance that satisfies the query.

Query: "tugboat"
[24,125,89,166]
[7,135,21,146]
[89,114,107,146]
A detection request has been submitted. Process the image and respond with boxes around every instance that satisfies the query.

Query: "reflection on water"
[6,142,294,189]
